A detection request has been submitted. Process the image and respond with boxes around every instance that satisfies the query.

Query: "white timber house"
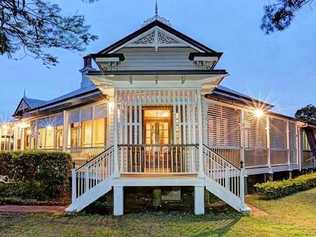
[1,15,316,215]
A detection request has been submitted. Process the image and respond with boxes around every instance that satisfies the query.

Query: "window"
[55,126,63,149]
[68,104,107,149]
[93,118,106,147]
[82,120,93,147]
[71,123,81,148]
[38,127,54,149]
[24,128,31,149]
[302,131,311,151]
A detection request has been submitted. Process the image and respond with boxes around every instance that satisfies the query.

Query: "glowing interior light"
[18,122,29,128]
[253,109,264,118]
[46,125,53,130]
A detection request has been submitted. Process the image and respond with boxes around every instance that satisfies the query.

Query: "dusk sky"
[0,0,315,120]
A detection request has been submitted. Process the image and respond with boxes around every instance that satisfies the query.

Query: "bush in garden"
[0,151,72,199]
[0,181,47,200]
[254,172,316,199]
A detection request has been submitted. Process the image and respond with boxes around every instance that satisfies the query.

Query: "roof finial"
[23,89,26,98]
[143,0,171,26]
[155,0,158,18]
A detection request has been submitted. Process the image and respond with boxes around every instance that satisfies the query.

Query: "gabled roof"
[14,97,47,116]
[91,20,223,58]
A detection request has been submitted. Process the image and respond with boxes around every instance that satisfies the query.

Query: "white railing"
[203,144,244,198]
[118,144,199,174]
[71,146,114,201]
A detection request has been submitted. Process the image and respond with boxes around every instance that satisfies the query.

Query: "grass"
[1,188,316,237]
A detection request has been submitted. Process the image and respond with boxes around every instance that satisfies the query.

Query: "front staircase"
[203,145,250,212]
[66,146,114,212]
[66,144,249,214]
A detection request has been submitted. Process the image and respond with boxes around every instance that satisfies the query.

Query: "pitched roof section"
[24,97,47,108]
[14,97,47,116]
[25,86,100,113]
[210,85,273,109]
[91,20,222,57]
[15,84,272,117]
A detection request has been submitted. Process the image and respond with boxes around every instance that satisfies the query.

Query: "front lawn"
[1,188,316,237]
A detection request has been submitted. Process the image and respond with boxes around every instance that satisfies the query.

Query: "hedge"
[254,172,316,199]
[0,151,72,199]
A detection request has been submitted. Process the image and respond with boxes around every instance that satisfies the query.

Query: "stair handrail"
[203,144,244,200]
[75,145,114,171]
[71,145,114,203]
[203,144,241,170]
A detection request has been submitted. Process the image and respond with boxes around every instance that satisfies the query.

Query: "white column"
[13,125,18,151]
[33,120,38,150]
[71,169,76,202]
[197,91,204,178]
[240,167,246,206]
[286,120,291,169]
[113,185,124,216]
[194,186,205,215]
[240,110,245,168]
[297,126,302,171]
[63,110,69,152]
[266,116,271,170]
[113,90,120,178]
[20,128,25,150]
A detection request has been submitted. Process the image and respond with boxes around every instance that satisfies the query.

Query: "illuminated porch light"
[253,108,264,118]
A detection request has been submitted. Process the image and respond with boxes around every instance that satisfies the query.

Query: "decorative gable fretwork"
[133,31,155,45]
[127,27,186,51]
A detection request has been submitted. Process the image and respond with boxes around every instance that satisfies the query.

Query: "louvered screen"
[206,103,241,166]
[206,104,241,147]
[270,117,288,165]
[244,112,268,167]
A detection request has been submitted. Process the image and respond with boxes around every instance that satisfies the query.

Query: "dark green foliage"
[0,151,71,199]
[0,0,97,65]
[295,104,316,125]
[0,181,47,200]
[254,172,316,199]
[261,0,314,34]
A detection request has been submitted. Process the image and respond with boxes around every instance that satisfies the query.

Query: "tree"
[295,104,316,124]
[261,0,313,34]
[0,0,97,66]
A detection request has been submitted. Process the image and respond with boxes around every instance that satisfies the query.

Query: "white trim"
[109,26,204,54]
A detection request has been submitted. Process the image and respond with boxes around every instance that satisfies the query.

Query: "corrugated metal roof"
[16,84,270,114]
[24,97,47,108]
[37,85,97,108]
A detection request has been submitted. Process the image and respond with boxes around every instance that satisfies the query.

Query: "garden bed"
[254,172,316,199]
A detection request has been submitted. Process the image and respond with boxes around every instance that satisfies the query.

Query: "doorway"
[143,107,172,173]
[143,107,172,145]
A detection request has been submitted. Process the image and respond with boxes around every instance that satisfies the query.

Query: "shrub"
[0,181,47,200]
[0,151,72,199]
[254,172,316,199]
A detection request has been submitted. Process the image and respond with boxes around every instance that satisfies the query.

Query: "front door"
[143,107,172,172]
